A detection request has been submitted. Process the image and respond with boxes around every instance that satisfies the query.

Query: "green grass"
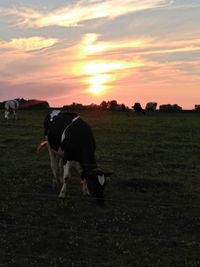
[0,110,200,266]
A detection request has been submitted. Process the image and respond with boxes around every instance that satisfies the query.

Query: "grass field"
[0,110,200,266]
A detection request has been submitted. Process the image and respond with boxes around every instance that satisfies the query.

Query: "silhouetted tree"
[159,104,182,111]
[100,101,108,110]
[16,99,49,109]
[107,100,118,110]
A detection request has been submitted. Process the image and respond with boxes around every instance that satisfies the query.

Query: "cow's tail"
[37,140,48,152]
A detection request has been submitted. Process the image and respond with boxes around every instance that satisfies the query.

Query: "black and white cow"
[145,102,157,112]
[4,99,19,120]
[39,110,111,206]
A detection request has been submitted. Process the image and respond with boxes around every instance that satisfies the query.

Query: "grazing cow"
[132,102,145,114]
[4,99,19,120]
[38,110,111,206]
[145,102,157,112]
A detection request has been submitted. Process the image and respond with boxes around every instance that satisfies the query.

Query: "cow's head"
[82,169,112,206]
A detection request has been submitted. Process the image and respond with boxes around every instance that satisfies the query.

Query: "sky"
[0,0,200,109]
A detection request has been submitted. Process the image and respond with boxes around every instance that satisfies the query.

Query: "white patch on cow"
[98,175,105,186]
[50,110,61,121]
[61,116,80,143]
[61,131,66,143]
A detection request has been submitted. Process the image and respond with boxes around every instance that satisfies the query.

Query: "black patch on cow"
[44,111,97,166]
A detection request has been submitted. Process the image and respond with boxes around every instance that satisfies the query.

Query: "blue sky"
[0,0,200,108]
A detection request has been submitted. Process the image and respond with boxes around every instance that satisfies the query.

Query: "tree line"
[0,98,200,111]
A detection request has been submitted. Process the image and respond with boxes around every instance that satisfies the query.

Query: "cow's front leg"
[5,111,9,120]
[59,161,70,198]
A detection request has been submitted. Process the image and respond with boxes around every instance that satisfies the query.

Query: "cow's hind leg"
[13,110,17,120]
[59,161,71,199]
[58,158,64,185]
[48,146,61,188]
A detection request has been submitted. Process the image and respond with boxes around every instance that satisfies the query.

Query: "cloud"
[0,36,58,52]
[77,33,200,63]
[134,39,200,57]
[79,33,149,56]
[0,0,173,28]
[163,0,200,10]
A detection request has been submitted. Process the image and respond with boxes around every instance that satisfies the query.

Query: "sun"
[74,59,142,96]
[70,33,147,97]
[87,74,112,95]
[82,62,125,96]
[73,35,146,97]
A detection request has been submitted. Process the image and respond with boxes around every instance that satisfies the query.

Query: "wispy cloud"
[77,33,200,61]
[0,0,173,28]
[0,36,58,52]
[80,34,200,56]
[79,33,149,56]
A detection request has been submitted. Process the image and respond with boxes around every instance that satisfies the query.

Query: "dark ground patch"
[117,178,183,192]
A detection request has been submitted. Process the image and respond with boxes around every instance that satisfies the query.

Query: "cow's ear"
[104,172,113,177]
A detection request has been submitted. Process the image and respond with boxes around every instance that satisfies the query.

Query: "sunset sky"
[0,0,200,109]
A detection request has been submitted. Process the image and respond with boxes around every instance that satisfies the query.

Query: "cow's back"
[46,112,76,151]
[46,112,96,160]
[5,99,19,110]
